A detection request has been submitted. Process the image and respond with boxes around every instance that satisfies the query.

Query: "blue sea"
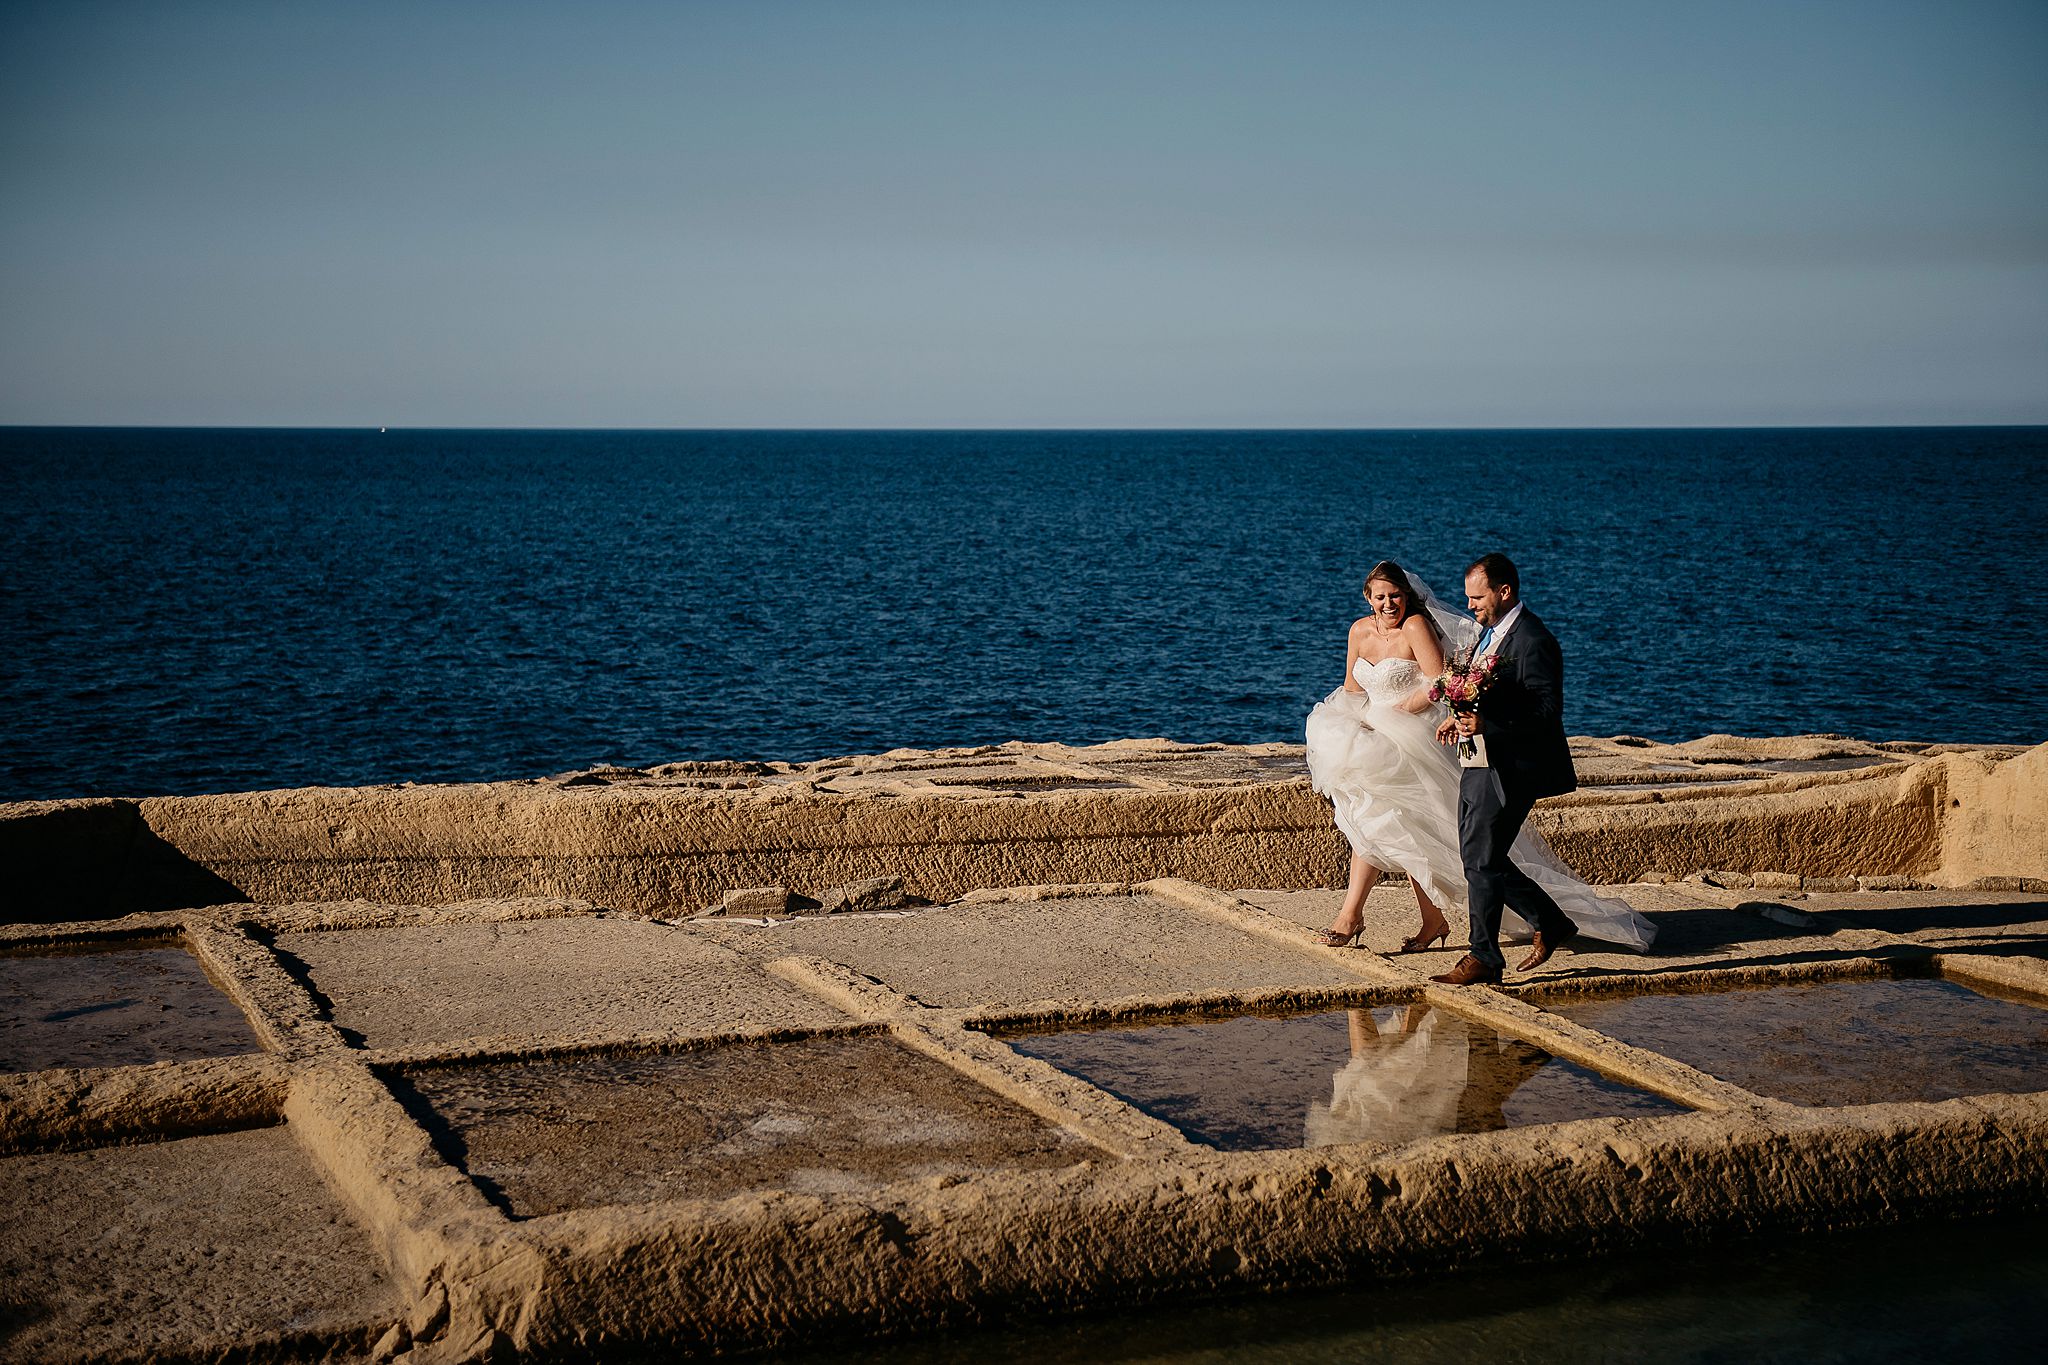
[1,427,2041,802]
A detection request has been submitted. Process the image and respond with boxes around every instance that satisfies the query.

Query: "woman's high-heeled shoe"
[1320,923,1364,948]
[1398,925,1450,954]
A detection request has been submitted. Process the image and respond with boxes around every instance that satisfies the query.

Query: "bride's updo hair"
[1364,560,1436,637]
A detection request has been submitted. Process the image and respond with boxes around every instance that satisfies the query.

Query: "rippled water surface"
[3,427,2041,799]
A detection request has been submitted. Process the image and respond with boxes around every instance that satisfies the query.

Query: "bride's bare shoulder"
[1400,614,1446,664]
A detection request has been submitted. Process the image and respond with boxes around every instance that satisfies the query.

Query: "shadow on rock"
[0,799,248,923]
[1823,899,2048,936]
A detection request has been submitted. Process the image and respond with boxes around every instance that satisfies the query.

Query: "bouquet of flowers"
[1428,655,1501,761]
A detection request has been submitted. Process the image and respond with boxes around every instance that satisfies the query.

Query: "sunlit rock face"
[1,739,2043,1361]
[2,736,2040,923]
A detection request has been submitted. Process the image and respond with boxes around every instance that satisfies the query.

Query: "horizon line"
[4,421,2045,434]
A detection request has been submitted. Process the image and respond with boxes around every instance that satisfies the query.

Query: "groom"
[1430,553,1580,986]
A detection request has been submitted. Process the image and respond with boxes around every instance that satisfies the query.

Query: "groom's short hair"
[1467,552,1520,596]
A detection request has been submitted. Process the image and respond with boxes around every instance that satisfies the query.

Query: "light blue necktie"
[1475,626,1495,659]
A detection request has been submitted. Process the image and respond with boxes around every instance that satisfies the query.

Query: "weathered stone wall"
[1929,745,2048,887]
[120,781,1342,913]
[1,737,2037,923]
[1534,761,1947,884]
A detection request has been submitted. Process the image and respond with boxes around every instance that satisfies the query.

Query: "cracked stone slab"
[275,916,846,1051]
[694,892,1364,1010]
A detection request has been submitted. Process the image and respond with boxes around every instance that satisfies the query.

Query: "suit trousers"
[1458,766,1576,971]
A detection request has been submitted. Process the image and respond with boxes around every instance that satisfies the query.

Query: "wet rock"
[812,876,910,915]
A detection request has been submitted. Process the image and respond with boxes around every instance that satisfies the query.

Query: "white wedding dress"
[1304,655,1655,951]
[1304,1007,1470,1149]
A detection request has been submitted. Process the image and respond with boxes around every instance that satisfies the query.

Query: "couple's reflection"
[1304,1004,1550,1148]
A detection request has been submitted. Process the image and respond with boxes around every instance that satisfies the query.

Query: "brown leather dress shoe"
[1429,954,1503,986]
[1516,926,1580,973]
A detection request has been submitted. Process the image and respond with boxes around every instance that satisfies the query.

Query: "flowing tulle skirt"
[1304,1009,1467,1149]
[1304,687,1655,952]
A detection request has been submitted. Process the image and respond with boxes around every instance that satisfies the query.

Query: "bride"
[1304,561,1654,956]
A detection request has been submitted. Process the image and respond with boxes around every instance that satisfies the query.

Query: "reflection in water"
[1305,1006,1551,1148]
[1005,1004,1680,1152]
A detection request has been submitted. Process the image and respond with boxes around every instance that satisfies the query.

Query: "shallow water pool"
[1002,1003,1685,1151]
[0,939,258,1072]
[1546,975,2048,1106]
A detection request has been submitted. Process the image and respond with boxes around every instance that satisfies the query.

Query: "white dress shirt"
[1476,602,1523,660]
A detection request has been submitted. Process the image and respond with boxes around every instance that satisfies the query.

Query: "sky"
[1,0,2044,428]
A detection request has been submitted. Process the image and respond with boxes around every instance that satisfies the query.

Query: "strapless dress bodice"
[1352,656,1426,704]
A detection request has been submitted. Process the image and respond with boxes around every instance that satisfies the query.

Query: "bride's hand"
[1435,715,1458,745]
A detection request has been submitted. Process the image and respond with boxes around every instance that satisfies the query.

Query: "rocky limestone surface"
[2,735,2039,924]
[3,875,2046,1362]
[2,734,2044,1360]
